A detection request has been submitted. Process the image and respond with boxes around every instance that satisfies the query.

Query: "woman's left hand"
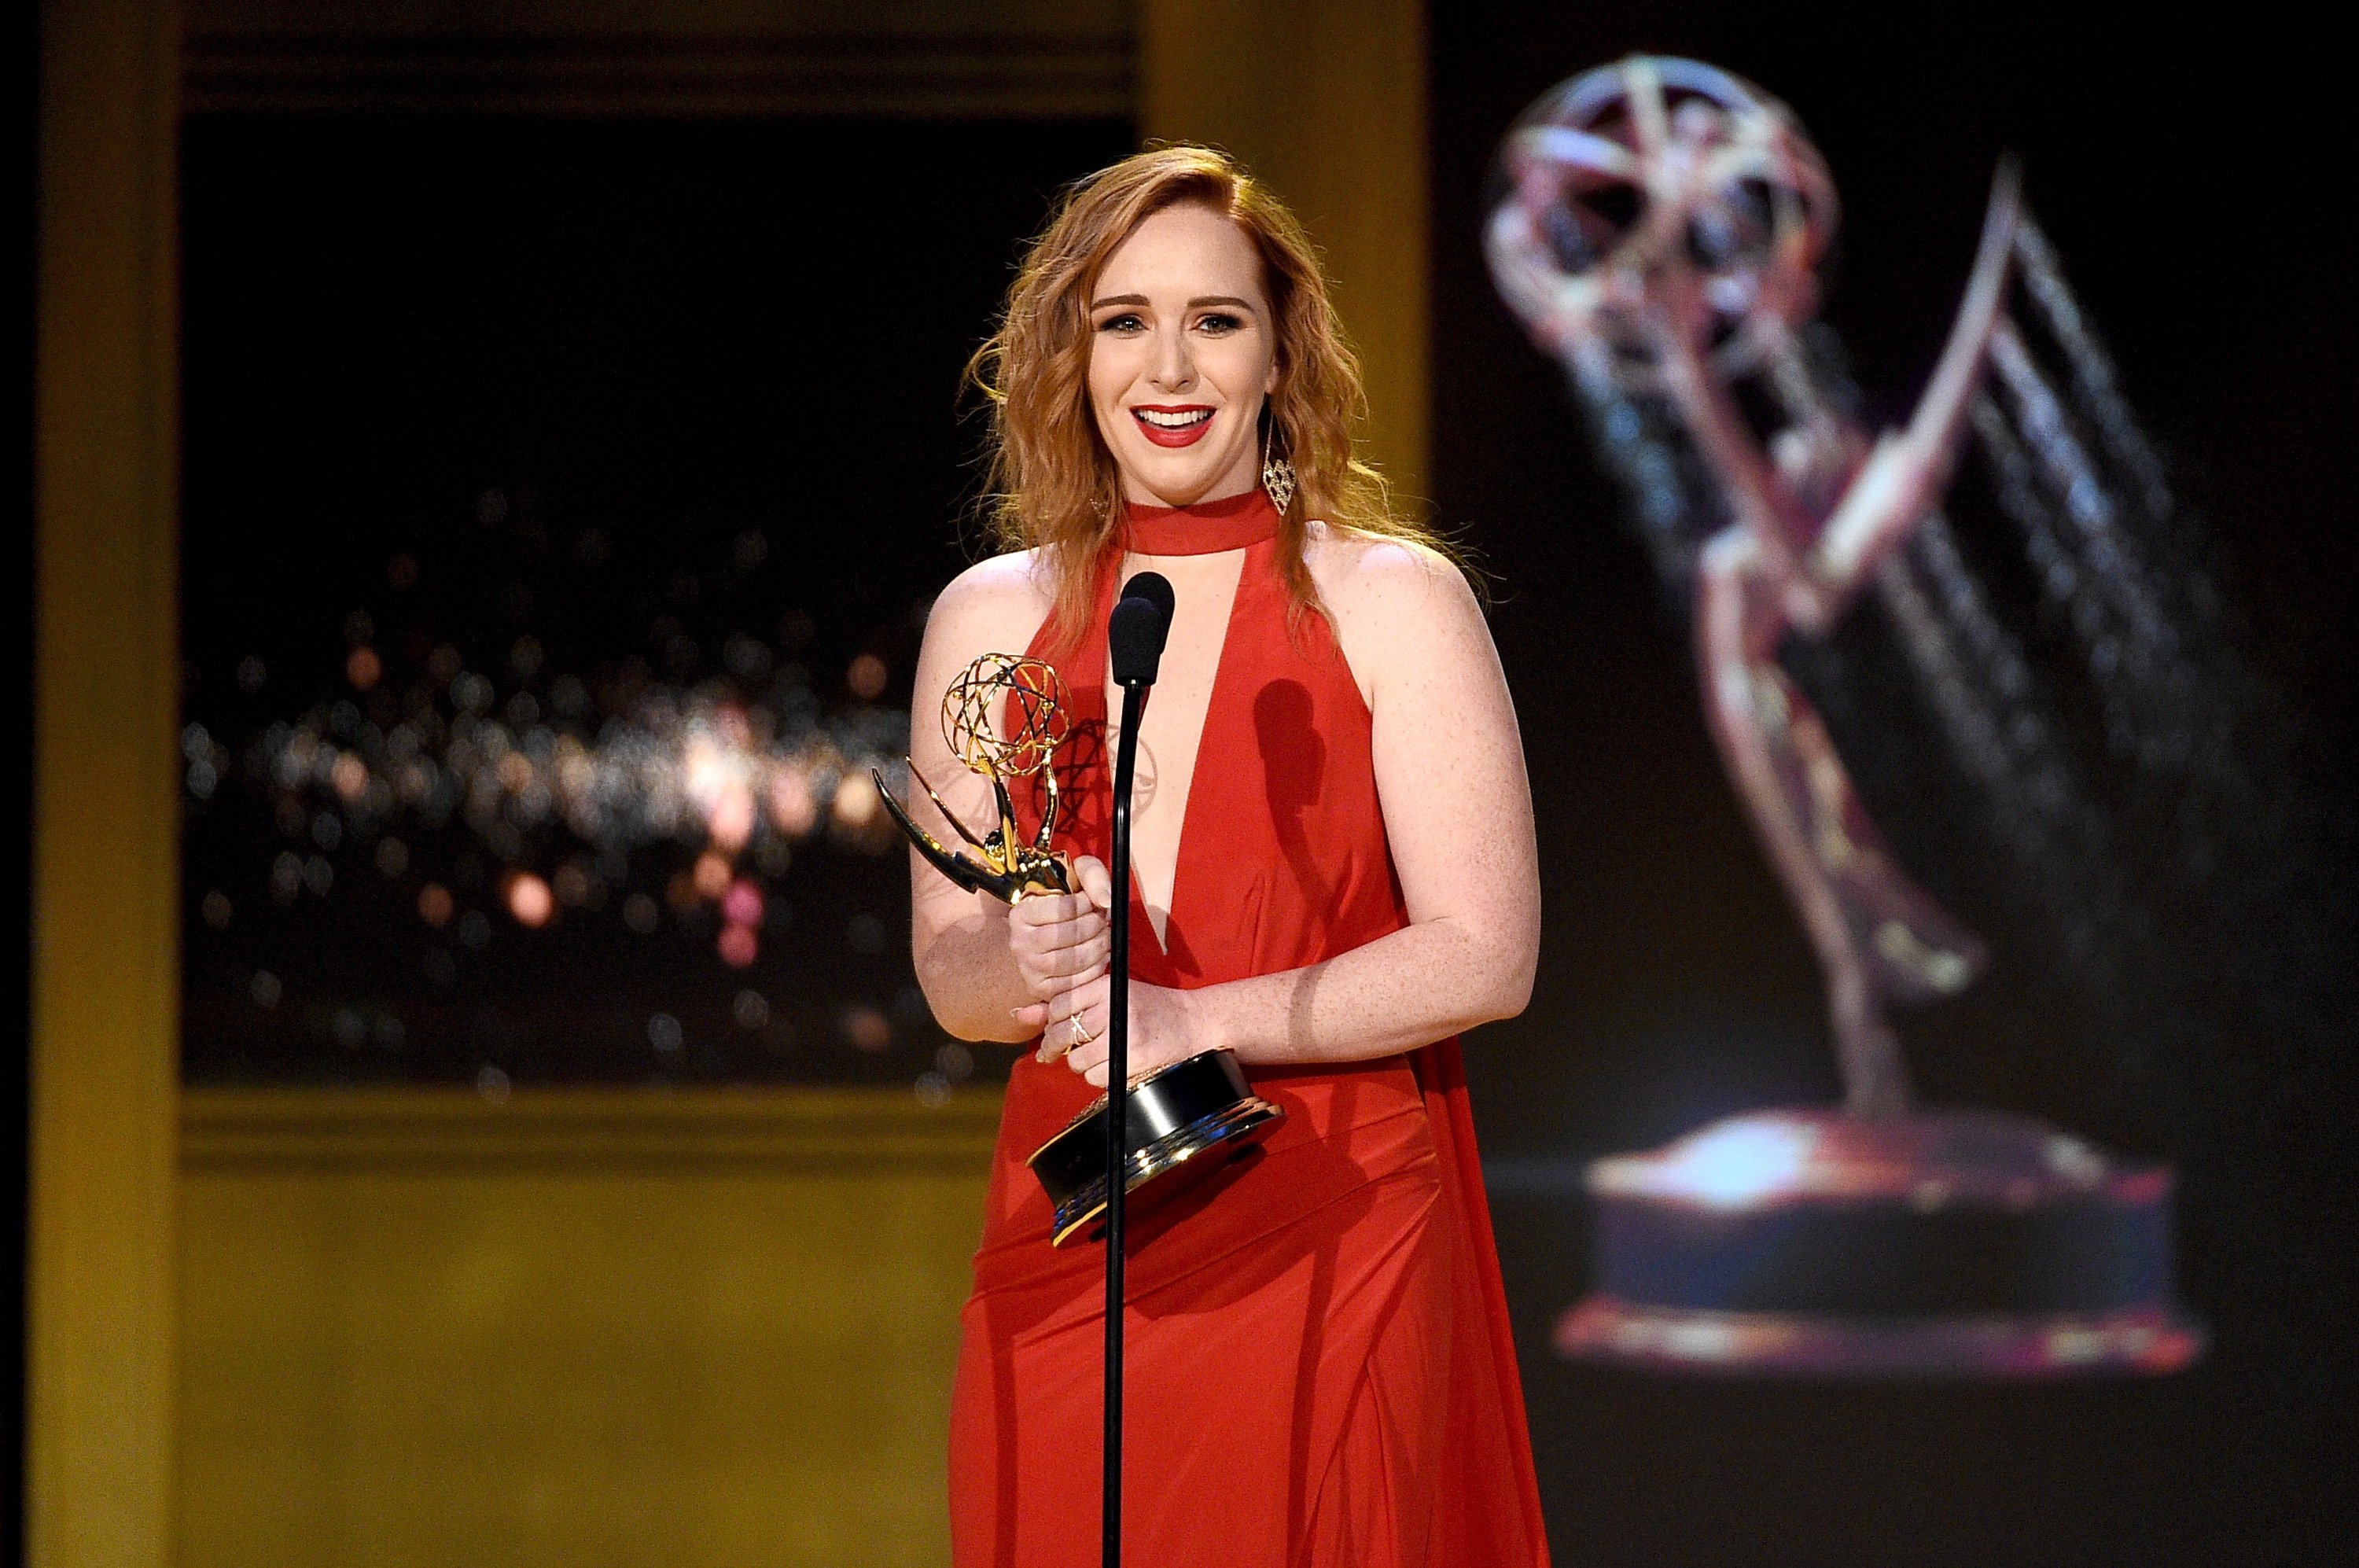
[1025,972,1200,1089]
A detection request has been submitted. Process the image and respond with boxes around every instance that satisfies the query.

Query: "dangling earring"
[1260,419,1297,514]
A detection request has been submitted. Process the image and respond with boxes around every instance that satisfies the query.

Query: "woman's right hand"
[1006,854,1113,1009]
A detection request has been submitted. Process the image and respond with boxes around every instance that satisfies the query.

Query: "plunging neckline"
[1115,544,1250,953]
[1110,487,1281,954]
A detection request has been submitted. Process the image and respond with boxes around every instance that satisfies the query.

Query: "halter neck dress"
[946,489,1550,1567]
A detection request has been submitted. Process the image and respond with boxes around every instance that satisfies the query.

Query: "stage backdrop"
[1433,6,2357,1566]
[139,8,2357,1568]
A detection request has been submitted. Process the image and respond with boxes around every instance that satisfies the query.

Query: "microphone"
[1100,565,1171,1568]
[1109,571,1173,686]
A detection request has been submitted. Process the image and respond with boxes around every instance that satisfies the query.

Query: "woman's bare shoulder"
[1302,522,1478,625]
[925,548,1056,653]
[1301,523,1489,703]
[936,547,1053,611]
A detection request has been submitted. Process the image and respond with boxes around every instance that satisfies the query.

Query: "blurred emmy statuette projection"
[1487,56,2203,1376]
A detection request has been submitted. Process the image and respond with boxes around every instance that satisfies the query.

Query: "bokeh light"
[721,878,764,929]
[832,771,882,830]
[693,850,734,900]
[841,1003,892,1053]
[848,653,889,701]
[197,629,911,973]
[506,872,554,928]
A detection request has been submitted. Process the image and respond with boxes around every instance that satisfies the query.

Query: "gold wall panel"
[179,1087,1003,1568]
[1142,0,1430,511]
[34,0,183,1562]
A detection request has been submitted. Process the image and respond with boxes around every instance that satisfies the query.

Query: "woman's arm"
[1044,538,1540,1086]
[906,554,1112,1044]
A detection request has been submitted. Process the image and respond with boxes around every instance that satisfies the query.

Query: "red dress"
[948,491,1550,1567]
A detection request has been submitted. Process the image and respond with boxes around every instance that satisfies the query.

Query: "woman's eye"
[1096,314,1144,334]
[1196,313,1242,334]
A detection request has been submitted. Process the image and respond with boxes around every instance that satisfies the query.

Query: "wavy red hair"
[968,145,1450,642]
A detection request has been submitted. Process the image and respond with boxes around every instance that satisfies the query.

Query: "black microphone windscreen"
[1108,590,1171,686]
[1120,570,1175,631]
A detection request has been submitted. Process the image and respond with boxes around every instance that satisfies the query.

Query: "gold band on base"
[1026,1049,1286,1248]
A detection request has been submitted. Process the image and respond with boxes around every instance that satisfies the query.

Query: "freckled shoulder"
[922,548,1057,658]
[1301,523,1482,702]
[1304,522,1461,594]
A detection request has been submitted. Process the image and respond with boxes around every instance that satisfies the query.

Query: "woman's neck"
[1119,458,1262,513]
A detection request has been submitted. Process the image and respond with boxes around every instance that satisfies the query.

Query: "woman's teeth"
[1135,409,1211,428]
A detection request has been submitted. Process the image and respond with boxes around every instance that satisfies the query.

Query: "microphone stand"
[1100,575,1167,1568]
[1103,675,1144,1568]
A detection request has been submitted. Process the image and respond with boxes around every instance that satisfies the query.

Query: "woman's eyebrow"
[1086,293,1259,311]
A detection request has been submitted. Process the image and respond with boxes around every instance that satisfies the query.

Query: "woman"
[907,146,1548,1566]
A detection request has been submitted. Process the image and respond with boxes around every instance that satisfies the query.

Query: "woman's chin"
[1121,447,1256,509]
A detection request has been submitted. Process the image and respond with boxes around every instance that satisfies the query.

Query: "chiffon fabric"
[947,490,1550,1566]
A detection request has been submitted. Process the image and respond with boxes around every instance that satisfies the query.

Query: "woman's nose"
[1149,326,1194,391]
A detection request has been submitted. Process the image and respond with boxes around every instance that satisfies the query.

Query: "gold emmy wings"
[874,652,1074,903]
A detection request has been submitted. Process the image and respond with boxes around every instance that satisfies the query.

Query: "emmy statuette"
[874,650,1283,1249]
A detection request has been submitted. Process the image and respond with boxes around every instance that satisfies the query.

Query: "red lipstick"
[1131,403,1216,449]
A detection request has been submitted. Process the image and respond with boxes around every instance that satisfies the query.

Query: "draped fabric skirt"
[948,1051,1542,1568]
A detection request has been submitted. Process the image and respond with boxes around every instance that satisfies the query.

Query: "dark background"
[179,116,1128,1092]
[1435,8,2357,1565]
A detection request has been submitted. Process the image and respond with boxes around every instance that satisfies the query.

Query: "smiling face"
[1087,202,1280,509]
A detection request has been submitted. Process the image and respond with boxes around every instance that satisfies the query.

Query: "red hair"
[967,145,1452,641]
